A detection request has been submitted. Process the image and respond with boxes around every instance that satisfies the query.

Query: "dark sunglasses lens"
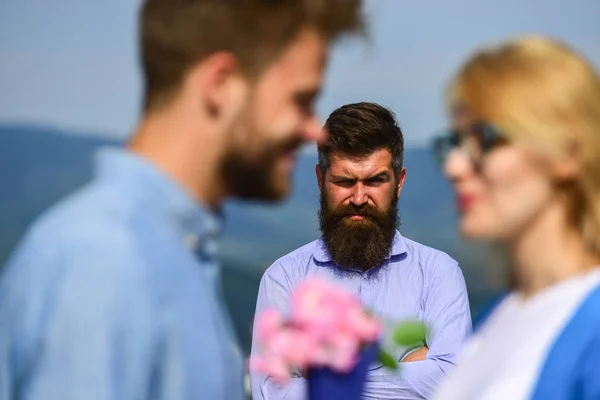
[432,123,505,167]
[479,124,504,153]
[432,133,459,164]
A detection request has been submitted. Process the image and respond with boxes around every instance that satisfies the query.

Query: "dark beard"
[221,146,280,201]
[319,192,399,271]
[220,109,305,201]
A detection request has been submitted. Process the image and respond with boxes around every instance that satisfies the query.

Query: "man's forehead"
[329,151,393,175]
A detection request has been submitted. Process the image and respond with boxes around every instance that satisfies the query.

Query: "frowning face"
[317,149,405,270]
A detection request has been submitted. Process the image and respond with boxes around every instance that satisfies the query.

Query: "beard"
[319,191,399,271]
[220,105,305,202]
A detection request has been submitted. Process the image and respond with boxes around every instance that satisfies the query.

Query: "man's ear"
[316,164,324,195]
[396,167,407,198]
[187,51,245,118]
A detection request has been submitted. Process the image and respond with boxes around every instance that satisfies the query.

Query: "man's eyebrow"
[367,171,391,180]
[330,174,354,181]
[330,170,391,181]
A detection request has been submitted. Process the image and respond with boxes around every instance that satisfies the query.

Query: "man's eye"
[367,176,387,185]
[335,180,354,187]
[296,93,317,115]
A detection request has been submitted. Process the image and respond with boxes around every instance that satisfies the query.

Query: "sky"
[1,0,599,147]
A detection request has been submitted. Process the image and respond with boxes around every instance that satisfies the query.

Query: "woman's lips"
[456,193,476,212]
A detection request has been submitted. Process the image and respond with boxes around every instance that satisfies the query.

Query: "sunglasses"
[432,122,507,167]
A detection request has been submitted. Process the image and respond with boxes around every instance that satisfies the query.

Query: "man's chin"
[226,159,293,201]
[267,169,293,200]
[262,184,290,202]
[235,179,290,202]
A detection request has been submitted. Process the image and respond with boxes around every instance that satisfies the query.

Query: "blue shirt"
[434,269,600,400]
[251,232,472,400]
[531,280,600,399]
[0,148,244,400]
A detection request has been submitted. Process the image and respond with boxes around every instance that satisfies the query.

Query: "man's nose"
[350,184,368,206]
[302,115,326,145]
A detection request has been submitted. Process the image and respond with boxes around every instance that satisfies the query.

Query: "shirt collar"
[95,146,222,259]
[312,230,408,263]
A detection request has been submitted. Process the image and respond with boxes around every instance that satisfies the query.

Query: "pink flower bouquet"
[249,277,427,399]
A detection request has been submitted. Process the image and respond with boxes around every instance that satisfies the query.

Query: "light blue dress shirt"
[0,148,244,400]
[251,232,472,400]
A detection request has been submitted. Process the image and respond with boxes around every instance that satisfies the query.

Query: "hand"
[401,346,428,363]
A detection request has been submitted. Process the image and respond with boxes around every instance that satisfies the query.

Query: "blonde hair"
[449,35,600,256]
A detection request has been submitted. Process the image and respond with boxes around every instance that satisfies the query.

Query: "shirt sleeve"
[364,254,472,399]
[0,235,163,400]
[250,262,307,400]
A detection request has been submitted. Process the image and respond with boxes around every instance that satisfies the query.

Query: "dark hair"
[140,0,365,112]
[318,102,404,175]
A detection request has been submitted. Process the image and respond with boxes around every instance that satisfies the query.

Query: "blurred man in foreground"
[0,1,365,399]
[251,102,472,399]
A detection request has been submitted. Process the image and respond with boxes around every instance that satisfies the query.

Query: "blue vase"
[307,343,380,400]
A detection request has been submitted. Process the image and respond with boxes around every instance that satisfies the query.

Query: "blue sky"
[1,0,599,147]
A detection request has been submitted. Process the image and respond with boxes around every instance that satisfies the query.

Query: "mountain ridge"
[0,123,502,352]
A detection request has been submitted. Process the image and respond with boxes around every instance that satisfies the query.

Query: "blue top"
[471,282,600,400]
[250,232,472,400]
[0,148,244,400]
[531,282,600,399]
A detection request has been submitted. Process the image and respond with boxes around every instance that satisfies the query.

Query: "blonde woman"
[432,36,600,399]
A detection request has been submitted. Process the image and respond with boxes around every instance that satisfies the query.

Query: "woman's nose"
[444,149,473,182]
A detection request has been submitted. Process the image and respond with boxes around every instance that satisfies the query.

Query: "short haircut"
[140,0,365,111]
[318,102,405,176]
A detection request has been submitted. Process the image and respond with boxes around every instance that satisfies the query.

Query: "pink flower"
[346,307,381,342]
[249,355,290,384]
[329,349,358,373]
[284,330,319,368]
[256,308,283,341]
[249,276,383,383]
[327,331,360,372]
[291,278,361,335]
[290,277,331,325]
[312,343,333,367]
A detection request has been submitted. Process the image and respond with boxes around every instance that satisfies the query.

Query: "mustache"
[328,203,385,220]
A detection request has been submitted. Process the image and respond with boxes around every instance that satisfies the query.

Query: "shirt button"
[184,233,199,251]
[363,273,368,278]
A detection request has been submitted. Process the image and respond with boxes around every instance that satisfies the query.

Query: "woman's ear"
[552,158,580,181]
[552,142,582,182]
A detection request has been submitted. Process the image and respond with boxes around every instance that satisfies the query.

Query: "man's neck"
[509,199,600,299]
[128,111,225,211]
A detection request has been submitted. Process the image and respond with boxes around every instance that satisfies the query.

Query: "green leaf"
[392,321,428,347]
[378,350,398,370]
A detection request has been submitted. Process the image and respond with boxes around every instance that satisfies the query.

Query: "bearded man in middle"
[250,102,472,400]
